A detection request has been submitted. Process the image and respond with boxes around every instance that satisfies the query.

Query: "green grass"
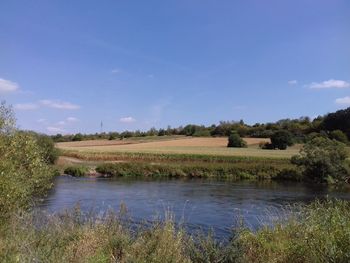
[95,161,296,180]
[1,199,349,263]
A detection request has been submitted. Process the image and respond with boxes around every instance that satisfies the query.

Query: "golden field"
[57,136,301,158]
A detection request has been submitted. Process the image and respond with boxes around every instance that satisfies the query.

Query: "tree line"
[52,107,350,145]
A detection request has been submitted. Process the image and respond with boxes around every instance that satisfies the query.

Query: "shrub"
[330,129,349,144]
[270,130,294,150]
[64,166,89,177]
[72,133,83,141]
[35,134,59,164]
[227,131,247,148]
[0,102,54,217]
[291,137,349,183]
[259,142,275,150]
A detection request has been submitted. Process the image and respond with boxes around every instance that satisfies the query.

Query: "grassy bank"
[93,161,296,180]
[1,199,349,263]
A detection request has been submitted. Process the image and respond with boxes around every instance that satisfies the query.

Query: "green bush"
[270,130,294,150]
[330,129,349,144]
[0,102,55,217]
[64,166,89,177]
[291,137,349,183]
[227,131,247,148]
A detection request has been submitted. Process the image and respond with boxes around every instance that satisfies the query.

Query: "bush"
[0,102,55,217]
[270,130,294,150]
[259,142,275,150]
[291,137,349,183]
[64,166,89,177]
[330,129,349,144]
[227,131,247,148]
[35,134,59,164]
[72,133,83,141]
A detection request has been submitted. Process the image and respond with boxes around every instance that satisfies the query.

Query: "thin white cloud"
[37,118,46,123]
[119,116,136,123]
[111,68,121,74]
[46,126,66,133]
[40,100,80,110]
[0,78,19,93]
[56,121,66,126]
[66,117,79,122]
[14,103,38,110]
[288,80,297,85]
[335,96,350,105]
[308,79,350,89]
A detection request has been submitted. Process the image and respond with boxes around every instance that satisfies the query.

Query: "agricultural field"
[57,136,301,159]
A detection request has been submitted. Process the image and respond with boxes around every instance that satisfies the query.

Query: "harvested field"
[57,137,301,159]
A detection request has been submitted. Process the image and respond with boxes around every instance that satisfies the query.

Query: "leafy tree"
[227,131,247,148]
[322,107,350,139]
[0,102,54,216]
[270,130,294,150]
[72,133,83,141]
[330,130,349,144]
[291,137,349,183]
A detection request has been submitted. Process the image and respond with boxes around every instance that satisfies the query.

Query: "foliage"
[50,107,350,143]
[270,130,294,150]
[330,129,349,144]
[95,160,293,180]
[33,133,59,164]
[227,131,247,148]
[0,101,16,134]
[72,133,83,141]
[291,137,349,183]
[64,166,89,177]
[322,107,350,139]
[0,102,54,217]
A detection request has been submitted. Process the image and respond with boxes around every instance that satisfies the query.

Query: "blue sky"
[1,0,349,134]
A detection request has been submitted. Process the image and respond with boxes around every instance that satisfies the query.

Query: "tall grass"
[0,200,349,262]
[95,161,296,180]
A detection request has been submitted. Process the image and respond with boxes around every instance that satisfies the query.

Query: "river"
[37,176,350,238]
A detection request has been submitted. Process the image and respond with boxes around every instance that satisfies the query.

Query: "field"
[57,136,301,159]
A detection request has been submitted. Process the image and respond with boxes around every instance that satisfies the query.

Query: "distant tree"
[227,131,247,148]
[108,132,118,140]
[291,137,349,183]
[330,130,349,144]
[72,133,83,141]
[270,130,294,150]
[158,129,166,136]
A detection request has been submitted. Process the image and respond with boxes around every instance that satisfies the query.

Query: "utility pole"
[100,121,103,134]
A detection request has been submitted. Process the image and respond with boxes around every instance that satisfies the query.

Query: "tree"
[72,133,83,141]
[0,102,54,216]
[291,137,349,183]
[227,131,247,148]
[330,130,349,144]
[322,107,350,139]
[270,130,294,150]
[0,101,16,134]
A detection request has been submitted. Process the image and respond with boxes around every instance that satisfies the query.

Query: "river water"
[37,176,350,238]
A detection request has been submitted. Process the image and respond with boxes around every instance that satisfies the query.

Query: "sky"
[0,0,349,134]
